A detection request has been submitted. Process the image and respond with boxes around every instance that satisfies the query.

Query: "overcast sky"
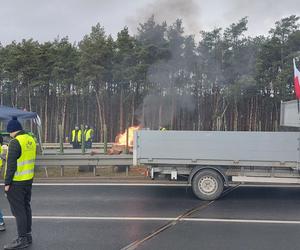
[0,0,300,45]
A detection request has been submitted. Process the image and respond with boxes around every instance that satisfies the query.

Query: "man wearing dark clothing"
[3,117,36,250]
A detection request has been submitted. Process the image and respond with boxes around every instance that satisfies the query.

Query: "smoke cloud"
[127,0,202,37]
[137,51,197,129]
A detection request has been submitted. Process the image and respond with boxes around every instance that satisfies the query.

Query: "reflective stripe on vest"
[17,159,35,167]
[14,168,34,177]
[5,134,36,182]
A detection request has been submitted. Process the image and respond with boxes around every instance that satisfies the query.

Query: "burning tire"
[192,169,224,200]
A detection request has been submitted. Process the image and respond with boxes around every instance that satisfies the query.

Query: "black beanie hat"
[7,117,23,133]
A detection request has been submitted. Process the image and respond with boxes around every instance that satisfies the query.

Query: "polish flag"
[293,58,300,99]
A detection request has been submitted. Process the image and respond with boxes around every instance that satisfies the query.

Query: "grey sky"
[0,0,300,45]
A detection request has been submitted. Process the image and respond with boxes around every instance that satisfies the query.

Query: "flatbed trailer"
[133,130,300,200]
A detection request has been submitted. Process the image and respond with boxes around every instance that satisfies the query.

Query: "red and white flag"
[293,58,300,99]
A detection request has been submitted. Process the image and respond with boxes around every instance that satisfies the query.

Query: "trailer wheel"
[192,169,224,200]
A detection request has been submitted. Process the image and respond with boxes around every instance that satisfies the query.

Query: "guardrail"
[41,142,114,149]
[36,154,132,166]
[35,154,133,177]
[42,149,104,155]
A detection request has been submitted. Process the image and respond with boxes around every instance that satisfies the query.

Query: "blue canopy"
[0,105,38,121]
[0,105,42,151]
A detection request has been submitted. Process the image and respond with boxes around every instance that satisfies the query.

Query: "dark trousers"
[6,184,32,237]
[72,142,81,149]
[85,141,92,149]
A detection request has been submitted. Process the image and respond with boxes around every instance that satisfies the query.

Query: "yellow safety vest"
[0,145,2,170]
[72,130,82,142]
[84,129,93,141]
[5,134,36,182]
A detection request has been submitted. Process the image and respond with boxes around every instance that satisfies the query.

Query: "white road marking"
[3,216,300,224]
[183,218,300,224]
[232,184,300,188]
[32,183,190,187]
[3,216,173,221]
[1,182,300,188]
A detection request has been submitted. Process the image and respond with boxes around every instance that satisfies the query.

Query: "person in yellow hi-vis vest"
[71,125,82,149]
[84,125,94,149]
[3,117,36,250]
[0,134,6,232]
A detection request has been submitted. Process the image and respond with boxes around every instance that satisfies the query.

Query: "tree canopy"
[0,15,299,142]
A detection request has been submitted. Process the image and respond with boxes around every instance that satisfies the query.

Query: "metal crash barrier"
[35,154,133,177]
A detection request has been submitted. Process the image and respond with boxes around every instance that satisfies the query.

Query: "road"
[1,183,300,250]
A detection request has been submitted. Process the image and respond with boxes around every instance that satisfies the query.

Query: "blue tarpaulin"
[0,105,38,121]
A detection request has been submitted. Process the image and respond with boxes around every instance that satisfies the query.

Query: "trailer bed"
[134,131,299,168]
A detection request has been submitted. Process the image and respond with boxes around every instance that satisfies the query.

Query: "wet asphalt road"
[1,184,300,250]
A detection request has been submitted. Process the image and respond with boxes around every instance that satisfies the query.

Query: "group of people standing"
[71,125,94,149]
[0,117,36,249]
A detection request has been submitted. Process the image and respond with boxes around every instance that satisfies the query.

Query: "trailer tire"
[192,169,224,200]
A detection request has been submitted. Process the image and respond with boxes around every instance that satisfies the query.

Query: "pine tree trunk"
[44,95,48,142]
[76,95,79,125]
[249,97,253,131]
[101,96,106,141]
[254,96,258,131]
[141,103,145,127]
[171,94,176,129]
[131,93,135,126]
[15,85,18,107]
[54,97,59,142]
[233,98,238,131]
[0,81,3,106]
[108,96,112,141]
[28,85,33,131]
[158,99,162,127]
[197,93,201,130]
[61,96,67,141]
[119,88,124,132]
[95,89,103,142]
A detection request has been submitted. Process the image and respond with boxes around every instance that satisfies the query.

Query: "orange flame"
[116,126,140,146]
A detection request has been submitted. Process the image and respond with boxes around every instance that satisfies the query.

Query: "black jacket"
[5,131,33,186]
